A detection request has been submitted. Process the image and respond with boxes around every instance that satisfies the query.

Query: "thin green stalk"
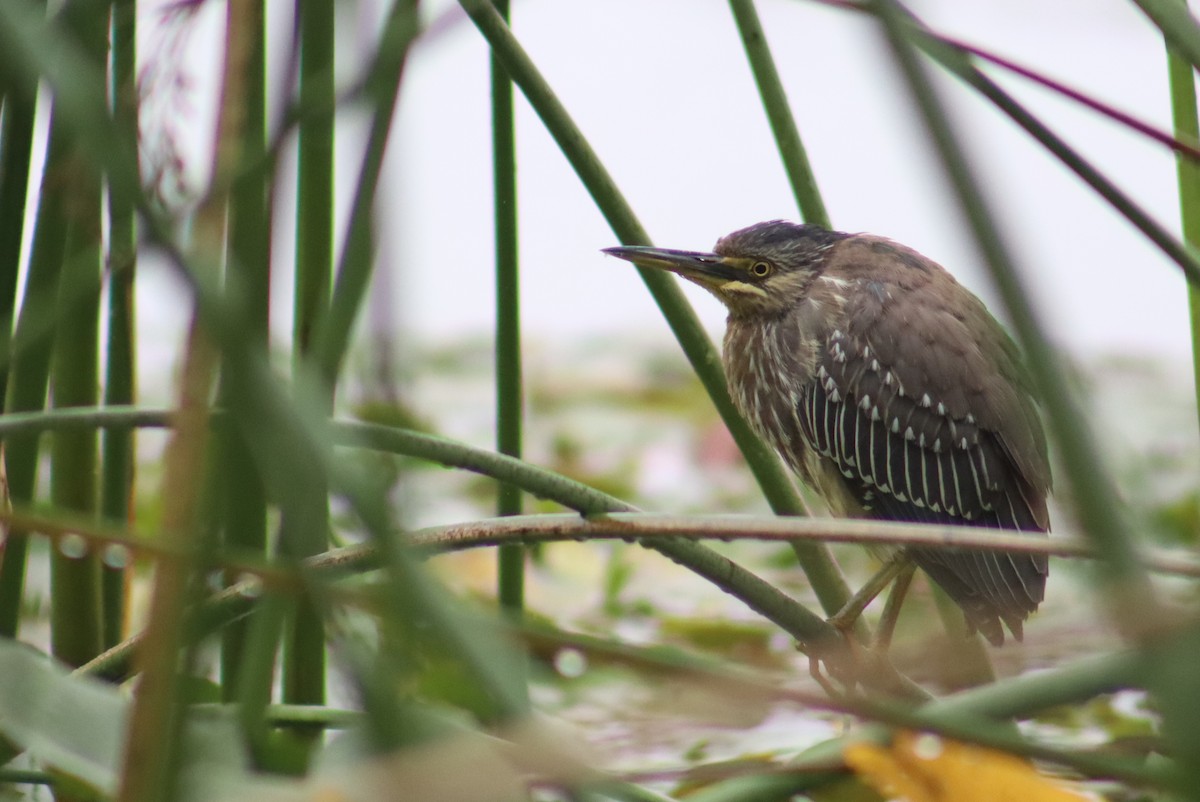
[728,0,831,228]
[339,422,852,673]
[0,769,53,786]
[50,231,104,669]
[287,0,335,730]
[1161,9,1200,787]
[1166,21,1200,438]
[456,0,857,623]
[1134,0,1200,71]
[220,0,268,702]
[492,0,526,619]
[0,104,69,638]
[0,0,42,639]
[293,0,334,364]
[0,34,38,410]
[688,650,1145,801]
[63,410,861,692]
[525,623,1162,791]
[312,0,419,384]
[234,593,289,766]
[101,0,138,650]
[0,1,139,208]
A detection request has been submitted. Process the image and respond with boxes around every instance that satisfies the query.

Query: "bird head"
[604,220,847,319]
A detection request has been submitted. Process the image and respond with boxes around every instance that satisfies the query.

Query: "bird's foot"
[808,652,851,698]
[803,631,862,697]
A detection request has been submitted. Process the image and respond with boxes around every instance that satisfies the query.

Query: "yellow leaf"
[844,730,1092,802]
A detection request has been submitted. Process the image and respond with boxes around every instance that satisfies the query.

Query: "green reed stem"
[313,0,419,384]
[728,0,831,228]
[287,0,335,728]
[0,104,68,638]
[50,236,104,668]
[456,0,858,624]
[1134,0,1200,71]
[491,0,526,622]
[219,0,269,702]
[1166,22,1200,438]
[102,0,138,650]
[912,23,1200,287]
[0,16,37,409]
[0,0,43,640]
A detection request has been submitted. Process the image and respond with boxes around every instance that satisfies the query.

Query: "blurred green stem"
[728,0,831,228]
[456,0,860,626]
[102,0,138,650]
[51,0,108,618]
[0,98,68,639]
[287,0,334,734]
[0,9,37,409]
[1166,23,1200,438]
[0,0,54,644]
[492,0,527,622]
[219,0,269,700]
[911,18,1200,287]
[313,0,419,382]
[1135,0,1200,70]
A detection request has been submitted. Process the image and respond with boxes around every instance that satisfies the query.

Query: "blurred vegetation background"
[0,1,1198,800]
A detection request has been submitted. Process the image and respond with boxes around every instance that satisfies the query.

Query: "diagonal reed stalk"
[455,0,859,625]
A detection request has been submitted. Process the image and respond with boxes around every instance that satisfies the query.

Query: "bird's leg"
[827,554,911,635]
[873,561,917,652]
[808,654,847,699]
[815,556,911,695]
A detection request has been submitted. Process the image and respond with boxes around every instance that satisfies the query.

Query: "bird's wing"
[796,242,1050,644]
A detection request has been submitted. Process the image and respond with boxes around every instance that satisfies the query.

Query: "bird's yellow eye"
[750,261,772,278]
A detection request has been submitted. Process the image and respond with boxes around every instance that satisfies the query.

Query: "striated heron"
[604,220,1051,647]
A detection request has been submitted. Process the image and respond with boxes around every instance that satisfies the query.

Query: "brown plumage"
[605,220,1051,645]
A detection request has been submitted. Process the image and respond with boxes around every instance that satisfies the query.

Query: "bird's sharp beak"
[602,246,739,288]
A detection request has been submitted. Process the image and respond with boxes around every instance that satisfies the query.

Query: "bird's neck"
[722,312,823,474]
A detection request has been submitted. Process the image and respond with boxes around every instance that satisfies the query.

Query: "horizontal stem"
[4,408,1197,577]
[524,620,1161,790]
[408,512,1200,575]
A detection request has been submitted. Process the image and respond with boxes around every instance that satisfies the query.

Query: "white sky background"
[136,0,1194,396]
